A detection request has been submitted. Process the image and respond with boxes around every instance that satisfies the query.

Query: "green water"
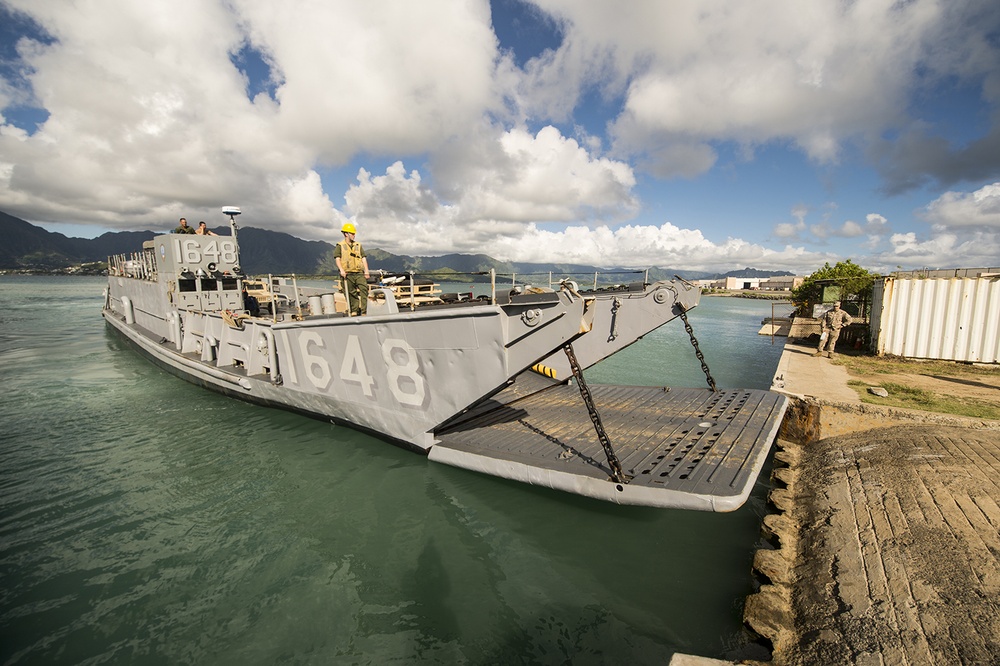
[0,277,790,664]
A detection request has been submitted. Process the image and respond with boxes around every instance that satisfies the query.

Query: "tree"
[791,259,876,316]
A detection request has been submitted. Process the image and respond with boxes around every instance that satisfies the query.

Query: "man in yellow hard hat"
[334,222,370,315]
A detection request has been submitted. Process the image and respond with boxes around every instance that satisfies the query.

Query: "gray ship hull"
[104,284,593,449]
[103,223,787,510]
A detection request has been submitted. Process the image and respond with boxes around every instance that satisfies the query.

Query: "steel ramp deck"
[429,384,788,511]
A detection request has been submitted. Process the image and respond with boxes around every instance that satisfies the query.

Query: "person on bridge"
[195,221,218,236]
[172,217,195,234]
[334,222,370,316]
[815,301,853,358]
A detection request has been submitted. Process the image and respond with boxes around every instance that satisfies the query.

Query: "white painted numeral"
[203,240,220,262]
[172,238,238,266]
[340,335,375,396]
[381,339,426,406]
[220,241,238,264]
[299,332,332,390]
[181,239,201,264]
[294,332,425,406]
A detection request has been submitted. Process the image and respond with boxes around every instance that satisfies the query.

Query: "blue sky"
[1,0,999,274]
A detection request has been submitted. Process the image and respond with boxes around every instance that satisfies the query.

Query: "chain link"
[563,343,627,483]
[678,306,718,392]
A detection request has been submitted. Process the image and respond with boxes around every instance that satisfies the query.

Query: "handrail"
[367,267,651,295]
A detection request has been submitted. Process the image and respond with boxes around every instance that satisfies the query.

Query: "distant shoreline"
[0,271,797,303]
[1,267,106,277]
[703,290,792,300]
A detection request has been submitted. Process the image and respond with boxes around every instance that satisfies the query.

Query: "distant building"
[760,275,804,291]
[723,277,763,290]
[706,275,803,291]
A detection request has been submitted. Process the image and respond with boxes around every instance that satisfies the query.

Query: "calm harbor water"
[0,276,791,664]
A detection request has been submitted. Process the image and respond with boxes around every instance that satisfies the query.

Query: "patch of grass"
[847,379,1000,420]
[835,353,999,379]
[877,381,936,407]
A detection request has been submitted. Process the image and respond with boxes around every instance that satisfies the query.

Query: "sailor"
[242,286,260,317]
[173,217,196,234]
[334,222,370,316]
[814,301,852,358]
[195,221,218,236]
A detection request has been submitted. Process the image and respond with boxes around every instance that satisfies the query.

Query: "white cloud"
[772,204,810,239]
[839,221,864,237]
[922,182,1000,229]
[479,221,833,274]
[233,0,499,163]
[876,230,1000,269]
[863,187,1000,270]
[341,126,639,255]
[0,0,500,233]
[773,222,803,239]
[332,157,833,271]
[865,213,890,235]
[0,0,997,274]
[339,162,831,270]
[521,0,969,179]
[830,214,890,239]
[441,125,637,223]
[793,210,891,243]
[346,163,440,222]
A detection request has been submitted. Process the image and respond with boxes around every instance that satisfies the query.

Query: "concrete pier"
[745,342,1000,664]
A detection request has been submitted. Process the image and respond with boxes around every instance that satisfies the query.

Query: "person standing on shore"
[815,301,852,358]
[334,222,370,316]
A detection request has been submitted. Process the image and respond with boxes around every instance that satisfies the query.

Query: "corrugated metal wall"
[871,276,1000,363]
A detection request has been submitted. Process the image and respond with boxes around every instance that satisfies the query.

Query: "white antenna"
[223,206,241,228]
[222,206,242,273]
[223,206,240,237]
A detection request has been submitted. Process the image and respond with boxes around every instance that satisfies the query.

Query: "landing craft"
[103,208,788,510]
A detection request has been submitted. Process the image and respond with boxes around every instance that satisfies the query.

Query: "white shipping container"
[871,276,1000,363]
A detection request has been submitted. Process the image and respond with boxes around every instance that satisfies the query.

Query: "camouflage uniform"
[817,305,853,356]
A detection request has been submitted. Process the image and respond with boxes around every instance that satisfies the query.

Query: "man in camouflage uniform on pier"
[814,301,852,358]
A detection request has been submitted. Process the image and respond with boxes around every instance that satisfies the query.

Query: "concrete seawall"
[743,342,1000,664]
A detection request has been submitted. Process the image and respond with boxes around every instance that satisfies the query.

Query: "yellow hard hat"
[341,222,357,234]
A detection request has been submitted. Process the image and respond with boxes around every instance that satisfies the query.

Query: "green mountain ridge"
[0,211,794,281]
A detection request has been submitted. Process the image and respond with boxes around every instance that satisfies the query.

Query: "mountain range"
[0,210,793,282]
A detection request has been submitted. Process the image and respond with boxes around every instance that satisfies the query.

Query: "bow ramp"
[430,377,788,512]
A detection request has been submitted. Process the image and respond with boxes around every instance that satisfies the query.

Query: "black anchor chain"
[678,305,718,392]
[563,343,627,484]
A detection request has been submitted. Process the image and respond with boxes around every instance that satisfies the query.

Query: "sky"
[1,0,999,274]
